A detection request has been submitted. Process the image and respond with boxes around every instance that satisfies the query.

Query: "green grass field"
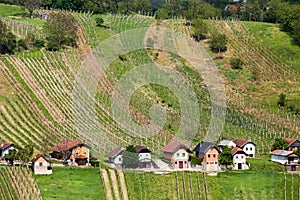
[35,167,105,200]
[0,3,27,17]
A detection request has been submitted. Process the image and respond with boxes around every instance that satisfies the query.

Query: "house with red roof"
[270,149,300,171]
[0,142,14,158]
[231,147,249,170]
[31,154,52,175]
[233,139,256,158]
[135,146,152,168]
[105,147,125,167]
[162,142,191,169]
[49,139,90,166]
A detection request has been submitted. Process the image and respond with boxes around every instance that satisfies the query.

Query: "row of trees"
[4,144,34,165]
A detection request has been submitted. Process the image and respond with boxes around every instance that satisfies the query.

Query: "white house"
[105,147,125,167]
[31,154,52,175]
[162,142,190,169]
[233,139,256,158]
[0,142,14,158]
[135,146,152,168]
[219,140,236,149]
[231,147,249,170]
[270,149,299,165]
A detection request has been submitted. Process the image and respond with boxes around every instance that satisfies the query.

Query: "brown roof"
[0,142,13,150]
[31,154,48,163]
[49,139,84,152]
[283,138,297,145]
[231,147,246,155]
[105,147,125,158]
[135,145,151,153]
[162,142,188,153]
[233,139,255,148]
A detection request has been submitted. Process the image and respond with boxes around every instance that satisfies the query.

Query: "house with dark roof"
[135,146,152,168]
[270,149,300,172]
[231,147,249,170]
[0,142,14,158]
[49,139,90,166]
[233,139,256,158]
[105,147,125,167]
[193,141,221,171]
[162,142,191,169]
[282,138,300,152]
[31,154,52,175]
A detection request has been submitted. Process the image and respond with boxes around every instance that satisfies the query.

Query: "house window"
[182,153,185,157]
[206,162,209,164]
[176,153,179,157]
[119,158,122,161]
[208,154,210,158]
[185,161,187,164]
[246,148,248,151]
[39,162,43,166]
[241,156,244,159]
[236,156,238,159]
[213,154,216,158]
[175,161,177,164]
[75,153,79,156]
[215,162,217,164]
[250,147,252,151]
[83,152,86,156]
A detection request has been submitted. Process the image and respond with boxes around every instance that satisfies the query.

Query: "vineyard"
[0,3,300,200]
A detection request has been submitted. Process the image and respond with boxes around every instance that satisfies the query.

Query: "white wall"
[243,143,255,158]
[271,155,288,165]
[112,154,123,165]
[1,146,14,157]
[233,153,249,170]
[139,152,151,162]
[172,149,189,161]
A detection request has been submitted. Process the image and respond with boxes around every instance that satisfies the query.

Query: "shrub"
[230,57,243,69]
[34,39,45,48]
[209,33,227,53]
[90,160,100,167]
[277,93,286,107]
[95,17,104,27]
[190,156,202,167]
[17,39,28,50]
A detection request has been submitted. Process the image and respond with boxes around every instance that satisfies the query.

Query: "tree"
[133,0,152,13]
[17,144,34,166]
[219,146,233,166]
[95,17,104,27]
[277,93,286,107]
[0,19,17,54]
[4,149,19,165]
[209,33,227,53]
[44,11,79,50]
[271,138,289,151]
[16,0,41,18]
[122,145,139,168]
[230,57,244,69]
[192,17,209,41]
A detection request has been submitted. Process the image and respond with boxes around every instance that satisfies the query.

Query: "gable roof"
[105,147,125,158]
[219,140,235,146]
[0,142,13,150]
[231,147,247,156]
[162,142,189,153]
[49,139,84,152]
[270,149,298,157]
[233,139,256,148]
[283,138,300,147]
[135,146,151,153]
[193,141,221,158]
[31,154,48,163]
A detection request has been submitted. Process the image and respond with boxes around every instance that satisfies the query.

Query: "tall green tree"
[219,146,233,166]
[16,0,41,18]
[209,33,227,53]
[44,11,79,50]
[192,17,209,41]
[271,138,289,151]
[0,20,17,54]
[122,145,139,168]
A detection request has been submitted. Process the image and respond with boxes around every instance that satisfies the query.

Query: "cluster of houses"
[105,139,257,171]
[1,137,300,175]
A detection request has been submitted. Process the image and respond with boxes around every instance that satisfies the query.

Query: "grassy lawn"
[35,167,105,200]
[243,21,300,71]
[0,3,27,17]
[9,16,45,27]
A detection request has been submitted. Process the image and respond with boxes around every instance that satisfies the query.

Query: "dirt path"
[117,170,129,200]
[109,169,121,200]
[101,169,113,200]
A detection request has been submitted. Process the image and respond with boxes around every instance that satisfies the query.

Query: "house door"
[292,165,296,171]
[179,161,183,169]
[238,163,242,170]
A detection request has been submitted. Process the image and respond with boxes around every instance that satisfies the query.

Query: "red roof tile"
[0,142,13,150]
[270,149,281,155]
[49,139,84,152]
[231,147,245,155]
[283,138,297,145]
[162,142,187,153]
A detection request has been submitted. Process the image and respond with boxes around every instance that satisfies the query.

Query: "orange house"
[193,141,221,171]
[49,139,90,166]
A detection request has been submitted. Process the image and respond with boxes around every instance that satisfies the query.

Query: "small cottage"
[271,149,300,172]
[135,146,152,168]
[105,147,125,167]
[233,139,256,158]
[219,140,236,149]
[162,142,191,169]
[0,142,14,158]
[231,147,249,170]
[193,141,221,171]
[31,154,52,175]
[282,138,300,152]
[49,139,90,166]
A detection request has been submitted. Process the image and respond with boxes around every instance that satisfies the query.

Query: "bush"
[190,156,202,167]
[277,93,286,107]
[95,17,104,27]
[230,57,243,69]
[90,160,100,167]
[34,39,45,48]
[209,33,227,53]
[17,39,28,50]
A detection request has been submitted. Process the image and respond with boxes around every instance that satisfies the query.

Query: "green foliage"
[271,138,289,151]
[15,0,40,17]
[0,3,27,17]
[230,57,244,70]
[95,17,104,27]
[17,39,28,50]
[0,19,17,54]
[192,17,208,41]
[4,149,18,165]
[209,33,227,53]
[44,11,79,50]
[219,146,233,166]
[190,155,202,167]
[33,39,45,48]
[122,145,139,168]
[277,93,286,107]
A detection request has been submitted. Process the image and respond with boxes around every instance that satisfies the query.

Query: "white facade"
[271,154,289,165]
[110,154,123,165]
[233,153,249,170]
[1,146,14,158]
[33,157,52,175]
[243,143,255,158]
[271,151,299,165]
[172,149,189,161]
[139,152,151,162]
[219,140,236,149]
